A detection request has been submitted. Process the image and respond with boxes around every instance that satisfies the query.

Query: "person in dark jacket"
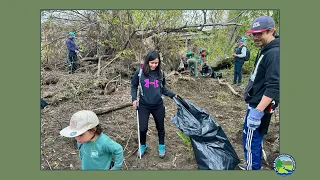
[240,16,280,170]
[232,37,247,86]
[66,32,79,73]
[131,50,176,158]
[199,48,212,77]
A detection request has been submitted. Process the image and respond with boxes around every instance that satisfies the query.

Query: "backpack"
[138,68,165,97]
[243,45,250,61]
[212,71,222,79]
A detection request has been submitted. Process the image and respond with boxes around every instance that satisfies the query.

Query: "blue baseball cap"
[247,16,275,33]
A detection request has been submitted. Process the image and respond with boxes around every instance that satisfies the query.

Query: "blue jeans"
[234,61,244,84]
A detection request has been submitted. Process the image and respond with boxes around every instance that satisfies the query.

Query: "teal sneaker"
[158,144,166,158]
[137,144,148,157]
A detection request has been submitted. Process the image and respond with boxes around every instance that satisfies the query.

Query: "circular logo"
[70,131,77,136]
[273,154,296,176]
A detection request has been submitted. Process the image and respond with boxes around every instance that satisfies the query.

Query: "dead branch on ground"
[93,102,132,115]
[217,77,241,97]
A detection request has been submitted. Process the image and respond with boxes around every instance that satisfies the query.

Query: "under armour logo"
[252,22,260,28]
[144,79,159,88]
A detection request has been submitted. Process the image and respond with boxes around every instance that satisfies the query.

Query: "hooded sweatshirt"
[131,68,176,107]
[244,38,280,106]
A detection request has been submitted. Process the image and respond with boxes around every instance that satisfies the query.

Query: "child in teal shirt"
[60,110,124,170]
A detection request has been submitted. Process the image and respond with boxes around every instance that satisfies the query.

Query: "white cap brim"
[59,126,87,138]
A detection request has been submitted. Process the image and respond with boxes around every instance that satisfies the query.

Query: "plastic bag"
[171,96,240,170]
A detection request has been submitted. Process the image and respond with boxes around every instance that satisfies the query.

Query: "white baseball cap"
[60,110,99,137]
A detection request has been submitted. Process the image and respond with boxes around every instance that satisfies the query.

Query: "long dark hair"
[143,50,162,79]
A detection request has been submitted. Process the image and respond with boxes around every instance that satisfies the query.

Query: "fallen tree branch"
[134,22,243,38]
[93,55,121,77]
[81,55,111,62]
[121,158,128,170]
[136,22,242,33]
[42,92,58,98]
[125,147,138,159]
[124,131,133,153]
[217,77,241,97]
[93,102,132,115]
[44,157,52,170]
[100,55,120,71]
[104,74,121,93]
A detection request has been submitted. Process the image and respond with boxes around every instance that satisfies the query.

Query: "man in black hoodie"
[240,16,279,170]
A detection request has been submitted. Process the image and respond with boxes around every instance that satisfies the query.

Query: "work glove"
[247,108,264,130]
[75,50,79,54]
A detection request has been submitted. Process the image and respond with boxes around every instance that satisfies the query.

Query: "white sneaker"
[238,164,247,170]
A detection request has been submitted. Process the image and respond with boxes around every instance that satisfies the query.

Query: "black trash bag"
[171,96,240,170]
[41,98,48,109]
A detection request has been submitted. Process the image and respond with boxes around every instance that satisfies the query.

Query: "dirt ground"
[40,68,279,170]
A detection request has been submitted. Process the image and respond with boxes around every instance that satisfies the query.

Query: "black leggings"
[138,103,165,145]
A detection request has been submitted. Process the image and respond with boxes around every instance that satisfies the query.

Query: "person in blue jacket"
[131,50,176,158]
[66,32,79,73]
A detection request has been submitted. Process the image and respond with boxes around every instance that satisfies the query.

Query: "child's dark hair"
[143,50,163,79]
[89,124,102,135]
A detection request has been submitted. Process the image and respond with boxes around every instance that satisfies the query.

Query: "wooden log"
[217,77,241,97]
[80,55,111,62]
[93,102,132,115]
[212,57,233,71]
